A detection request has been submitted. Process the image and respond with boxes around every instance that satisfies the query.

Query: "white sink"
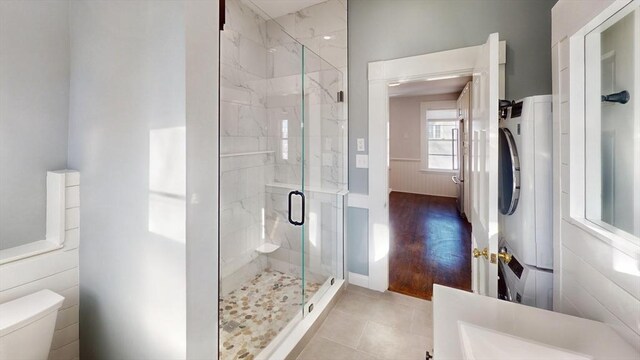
[458,321,594,360]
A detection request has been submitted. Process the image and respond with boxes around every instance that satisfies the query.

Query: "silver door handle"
[452,176,463,184]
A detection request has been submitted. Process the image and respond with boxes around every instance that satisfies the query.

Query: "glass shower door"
[218,1,307,358]
[301,47,346,313]
[219,0,345,358]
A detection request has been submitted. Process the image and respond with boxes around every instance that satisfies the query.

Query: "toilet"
[0,289,65,360]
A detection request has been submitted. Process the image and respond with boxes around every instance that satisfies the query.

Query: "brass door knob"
[498,248,512,264]
[473,247,489,260]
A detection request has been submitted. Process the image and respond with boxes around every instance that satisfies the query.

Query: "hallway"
[388,192,472,300]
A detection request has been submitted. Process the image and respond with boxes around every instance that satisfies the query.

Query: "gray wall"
[348,0,557,194]
[0,0,69,249]
[347,207,369,275]
[389,93,459,159]
[68,2,187,358]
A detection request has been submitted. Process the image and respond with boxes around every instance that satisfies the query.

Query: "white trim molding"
[348,193,370,209]
[348,272,369,288]
[366,42,506,293]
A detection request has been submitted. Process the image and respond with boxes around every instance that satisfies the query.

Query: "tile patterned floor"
[297,285,433,360]
[219,270,321,360]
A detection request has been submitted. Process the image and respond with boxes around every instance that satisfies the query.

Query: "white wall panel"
[561,271,640,349]
[0,249,78,291]
[562,224,640,300]
[48,340,79,360]
[553,0,640,351]
[0,268,77,304]
[562,246,639,335]
[51,323,79,352]
[68,2,189,357]
[0,223,79,359]
[55,305,79,330]
[389,159,456,197]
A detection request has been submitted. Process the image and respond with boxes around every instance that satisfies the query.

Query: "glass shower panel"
[219,0,345,357]
[302,47,346,312]
[263,11,307,318]
[218,0,305,359]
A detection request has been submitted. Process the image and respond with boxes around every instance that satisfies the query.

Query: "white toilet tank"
[0,289,65,360]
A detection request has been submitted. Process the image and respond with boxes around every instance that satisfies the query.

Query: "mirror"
[0,1,70,250]
[585,2,640,238]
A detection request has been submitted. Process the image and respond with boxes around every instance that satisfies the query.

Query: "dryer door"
[499,127,520,215]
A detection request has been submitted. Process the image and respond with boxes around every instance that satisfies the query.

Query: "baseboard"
[389,189,457,198]
[348,272,369,288]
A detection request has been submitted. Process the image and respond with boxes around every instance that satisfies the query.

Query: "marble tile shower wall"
[220,0,271,291]
[263,0,347,281]
[273,0,347,71]
[266,0,347,190]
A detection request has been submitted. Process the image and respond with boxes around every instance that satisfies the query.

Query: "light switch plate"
[357,138,366,152]
[355,154,369,168]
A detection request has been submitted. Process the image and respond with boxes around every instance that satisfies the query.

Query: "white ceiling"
[388,76,472,98]
[249,0,328,19]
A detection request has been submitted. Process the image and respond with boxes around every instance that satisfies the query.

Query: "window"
[422,107,459,171]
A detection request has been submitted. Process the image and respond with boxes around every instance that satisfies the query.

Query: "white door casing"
[470,33,500,297]
[366,39,505,292]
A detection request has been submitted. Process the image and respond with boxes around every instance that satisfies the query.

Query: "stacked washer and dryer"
[498,95,553,310]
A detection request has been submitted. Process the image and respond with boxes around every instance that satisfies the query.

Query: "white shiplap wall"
[552,0,640,351]
[0,172,80,360]
[389,159,456,197]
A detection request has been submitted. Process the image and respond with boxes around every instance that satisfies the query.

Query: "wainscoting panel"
[389,159,456,197]
[552,1,640,351]
[0,171,80,360]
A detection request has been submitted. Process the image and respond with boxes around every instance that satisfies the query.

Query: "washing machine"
[498,95,553,310]
[499,245,554,310]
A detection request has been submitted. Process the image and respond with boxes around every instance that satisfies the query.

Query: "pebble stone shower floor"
[219,270,321,360]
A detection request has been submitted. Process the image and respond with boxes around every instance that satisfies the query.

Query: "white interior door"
[470,33,500,297]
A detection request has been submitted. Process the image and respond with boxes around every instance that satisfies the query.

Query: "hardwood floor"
[388,191,472,300]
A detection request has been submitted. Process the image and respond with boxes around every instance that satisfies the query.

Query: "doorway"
[365,36,505,296]
[387,77,473,299]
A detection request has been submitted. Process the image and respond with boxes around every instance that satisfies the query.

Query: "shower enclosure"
[219,0,346,358]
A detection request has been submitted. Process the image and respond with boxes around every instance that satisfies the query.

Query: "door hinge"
[337,91,344,103]
[219,0,226,30]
